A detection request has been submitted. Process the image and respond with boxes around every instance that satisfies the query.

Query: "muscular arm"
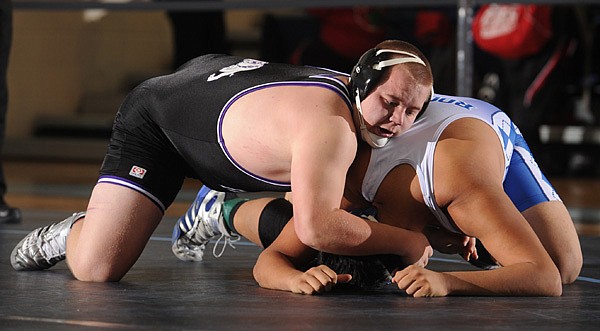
[400,119,562,296]
[253,220,322,293]
[289,100,430,264]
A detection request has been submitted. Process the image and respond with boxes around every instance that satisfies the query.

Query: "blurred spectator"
[0,0,21,224]
[472,4,585,175]
[262,7,387,73]
[412,9,456,95]
[161,0,229,69]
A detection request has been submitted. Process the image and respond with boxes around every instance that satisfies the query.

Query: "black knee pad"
[258,198,293,248]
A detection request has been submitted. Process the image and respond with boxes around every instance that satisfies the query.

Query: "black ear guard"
[350,48,383,101]
[350,48,433,115]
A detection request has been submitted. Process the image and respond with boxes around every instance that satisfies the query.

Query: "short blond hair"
[374,40,433,88]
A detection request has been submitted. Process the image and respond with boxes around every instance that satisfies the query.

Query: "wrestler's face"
[361,66,431,138]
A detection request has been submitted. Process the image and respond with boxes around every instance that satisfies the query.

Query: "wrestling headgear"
[350,48,432,148]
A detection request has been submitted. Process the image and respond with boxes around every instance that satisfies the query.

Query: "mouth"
[374,126,395,138]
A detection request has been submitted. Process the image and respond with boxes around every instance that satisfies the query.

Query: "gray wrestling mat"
[1,209,599,331]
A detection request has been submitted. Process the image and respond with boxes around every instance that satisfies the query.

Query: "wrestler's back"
[223,83,353,183]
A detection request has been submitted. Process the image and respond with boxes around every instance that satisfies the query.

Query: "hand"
[289,265,352,295]
[439,236,478,262]
[392,265,448,297]
[460,237,478,262]
[424,226,478,261]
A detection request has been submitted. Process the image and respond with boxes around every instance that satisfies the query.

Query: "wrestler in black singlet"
[99,54,352,212]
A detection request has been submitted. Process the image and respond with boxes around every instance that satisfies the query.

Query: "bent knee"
[67,255,126,282]
[558,257,583,285]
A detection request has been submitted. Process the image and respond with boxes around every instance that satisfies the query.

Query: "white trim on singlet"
[98,176,166,212]
[513,145,560,201]
[362,95,510,234]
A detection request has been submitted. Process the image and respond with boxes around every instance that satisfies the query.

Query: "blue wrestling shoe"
[172,186,239,262]
[11,212,86,271]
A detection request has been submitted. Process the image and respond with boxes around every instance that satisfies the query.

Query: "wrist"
[399,230,428,256]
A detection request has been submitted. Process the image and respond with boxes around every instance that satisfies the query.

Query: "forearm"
[442,263,562,296]
[253,249,304,292]
[299,209,429,260]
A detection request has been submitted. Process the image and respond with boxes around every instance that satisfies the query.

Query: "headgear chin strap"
[354,93,389,148]
[351,48,429,148]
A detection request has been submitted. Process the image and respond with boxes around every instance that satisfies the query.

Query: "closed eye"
[384,99,399,109]
[406,108,419,117]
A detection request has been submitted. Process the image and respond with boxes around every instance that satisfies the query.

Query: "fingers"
[297,266,350,294]
[337,274,353,284]
[469,238,479,260]
[460,238,478,261]
[392,265,437,298]
[462,250,471,262]
[393,265,420,296]
[419,245,433,267]
[308,266,335,293]
[451,237,478,261]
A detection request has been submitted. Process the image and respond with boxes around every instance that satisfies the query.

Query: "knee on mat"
[68,256,126,282]
[557,254,583,285]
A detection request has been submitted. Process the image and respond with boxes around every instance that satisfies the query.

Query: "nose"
[388,108,405,126]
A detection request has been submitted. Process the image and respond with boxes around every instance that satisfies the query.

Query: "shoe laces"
[183,190,224,242]
[212,232,241,258]
[204,192,241,258]
[189,189,241,257]
[38,223,68,260]
[40,227,67,261]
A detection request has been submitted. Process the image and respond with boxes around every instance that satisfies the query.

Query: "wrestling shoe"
[11,212,86,271]
[172,186,240,262]
[0,204,22,224]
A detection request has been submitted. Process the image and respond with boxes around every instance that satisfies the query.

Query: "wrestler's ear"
[350,48,381,101]
[416,86,434,120]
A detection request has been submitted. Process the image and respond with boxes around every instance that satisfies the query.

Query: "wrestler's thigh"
[66,183,163,281]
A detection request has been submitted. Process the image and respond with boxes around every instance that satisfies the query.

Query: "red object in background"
[415,11,452,47]
[310,8,387,60]
[472,4,553,60]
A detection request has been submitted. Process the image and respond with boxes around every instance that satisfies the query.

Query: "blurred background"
[2,0,599,233]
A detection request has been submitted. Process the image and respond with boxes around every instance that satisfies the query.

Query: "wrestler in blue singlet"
[363,94,561,234]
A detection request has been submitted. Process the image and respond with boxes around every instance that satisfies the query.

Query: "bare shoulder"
[289,86,357,150]
[297,86,354,120]
[433,118,505,205]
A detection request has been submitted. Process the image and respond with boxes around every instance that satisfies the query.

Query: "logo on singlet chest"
[207,59,268,82]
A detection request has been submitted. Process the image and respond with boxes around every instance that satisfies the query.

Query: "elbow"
[294,219,328,251]
[514,261,562,297]
[538,265,563,297]
[253,258,281,291]
[545,278,563,297]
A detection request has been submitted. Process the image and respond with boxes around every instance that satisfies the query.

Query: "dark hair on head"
[317,252,406,290]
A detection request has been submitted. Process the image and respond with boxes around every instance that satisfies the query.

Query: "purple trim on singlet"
[216,80,353,188]
[97,175,166,212]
